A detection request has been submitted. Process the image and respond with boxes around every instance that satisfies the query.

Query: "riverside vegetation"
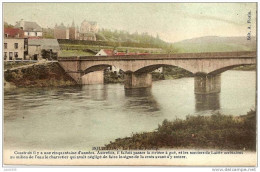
[105,110,256,150]
[4,62,76,88]
[103,66,194,84]
[151,66,194,81]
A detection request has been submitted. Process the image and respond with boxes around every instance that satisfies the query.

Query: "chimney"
[20,19,25,30]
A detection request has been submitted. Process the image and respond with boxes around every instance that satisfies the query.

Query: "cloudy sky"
[3,3,257,43]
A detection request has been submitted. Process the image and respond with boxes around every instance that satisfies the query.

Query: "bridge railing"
[57,51,256,61]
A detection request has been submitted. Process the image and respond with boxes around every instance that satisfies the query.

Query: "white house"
[15,19,42,38]
[154,67,163,73]
[95,49,114,56]
[4,38,27,61]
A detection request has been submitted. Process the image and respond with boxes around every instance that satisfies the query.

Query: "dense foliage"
[41,49,58,60]
[58,29,176,51]
[105,110,256,150]
[97,29,168,47]
[104,70,125,83]
[152,66,194,81]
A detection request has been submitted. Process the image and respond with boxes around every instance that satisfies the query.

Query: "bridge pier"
[66,72,83,85]
[194,74,221,94]
[195,93,220,111]
[82,71,104,85]
[124,72,152,89]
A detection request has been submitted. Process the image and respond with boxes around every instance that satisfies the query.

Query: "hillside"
[172,36,256,53]
[59,35,256,56]
[97,29,168,48]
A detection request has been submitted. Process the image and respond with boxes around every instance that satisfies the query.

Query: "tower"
[69,20,76,40]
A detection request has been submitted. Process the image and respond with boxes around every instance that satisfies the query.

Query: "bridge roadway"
[58,51,256,94]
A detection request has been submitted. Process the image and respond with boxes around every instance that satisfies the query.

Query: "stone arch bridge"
[58,51,256,94]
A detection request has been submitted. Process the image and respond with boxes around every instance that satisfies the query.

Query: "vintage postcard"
[2,1,258,168]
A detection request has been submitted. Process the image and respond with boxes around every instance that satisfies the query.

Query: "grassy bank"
[4,61,37,70]
[59,44,164,55]
[59,50,95,57]
[105,110,256,150]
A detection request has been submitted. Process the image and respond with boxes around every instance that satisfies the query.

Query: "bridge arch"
[81,64,127,85]
[83,64,124,74]
[134,64,194,74]
[208,64,255,75]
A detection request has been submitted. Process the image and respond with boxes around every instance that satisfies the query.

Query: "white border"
[0,1,259,172]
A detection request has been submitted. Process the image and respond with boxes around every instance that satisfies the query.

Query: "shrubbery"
[105,110,256,150]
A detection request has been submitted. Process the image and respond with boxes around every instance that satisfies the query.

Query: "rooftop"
[4,28,24,38]
[28,39,60,51]
[15,20,42,32]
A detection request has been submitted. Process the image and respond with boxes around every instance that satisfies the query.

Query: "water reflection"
[81,84,108,101]
[195,93,220,112]
[124,88,160,112]
[4,71,256,150]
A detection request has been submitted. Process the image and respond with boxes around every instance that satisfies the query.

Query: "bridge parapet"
[58,51,256,61]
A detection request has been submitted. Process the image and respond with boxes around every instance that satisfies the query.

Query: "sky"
[3,3,257,43]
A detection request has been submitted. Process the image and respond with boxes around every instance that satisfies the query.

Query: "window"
[14,52,18,58]
[14,43,18,49]
[4,43,7,49]
[9,52,13,60]
[4,52,7,60]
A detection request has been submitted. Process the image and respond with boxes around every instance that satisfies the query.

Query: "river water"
[4,70,256,150]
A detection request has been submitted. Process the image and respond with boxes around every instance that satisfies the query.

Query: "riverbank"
[104,66,194,84]
[104,71,124,83]
[152,66,194,81]
[4,61,37,70]
[4,62,77,88]
[105,109,256,150]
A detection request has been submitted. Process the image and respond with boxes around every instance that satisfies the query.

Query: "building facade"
[4,38,28,60]
[78,20,98,41]
[54,23,69,39]
[14,19,42,38]
[28,39,60,60]
[52,20,98,41]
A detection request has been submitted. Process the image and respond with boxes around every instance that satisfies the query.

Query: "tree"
[4,22,14,28]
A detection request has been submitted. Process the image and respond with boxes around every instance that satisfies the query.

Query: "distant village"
[4,19,164,74]
[3,19,162,63]
[3,19,101,61]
